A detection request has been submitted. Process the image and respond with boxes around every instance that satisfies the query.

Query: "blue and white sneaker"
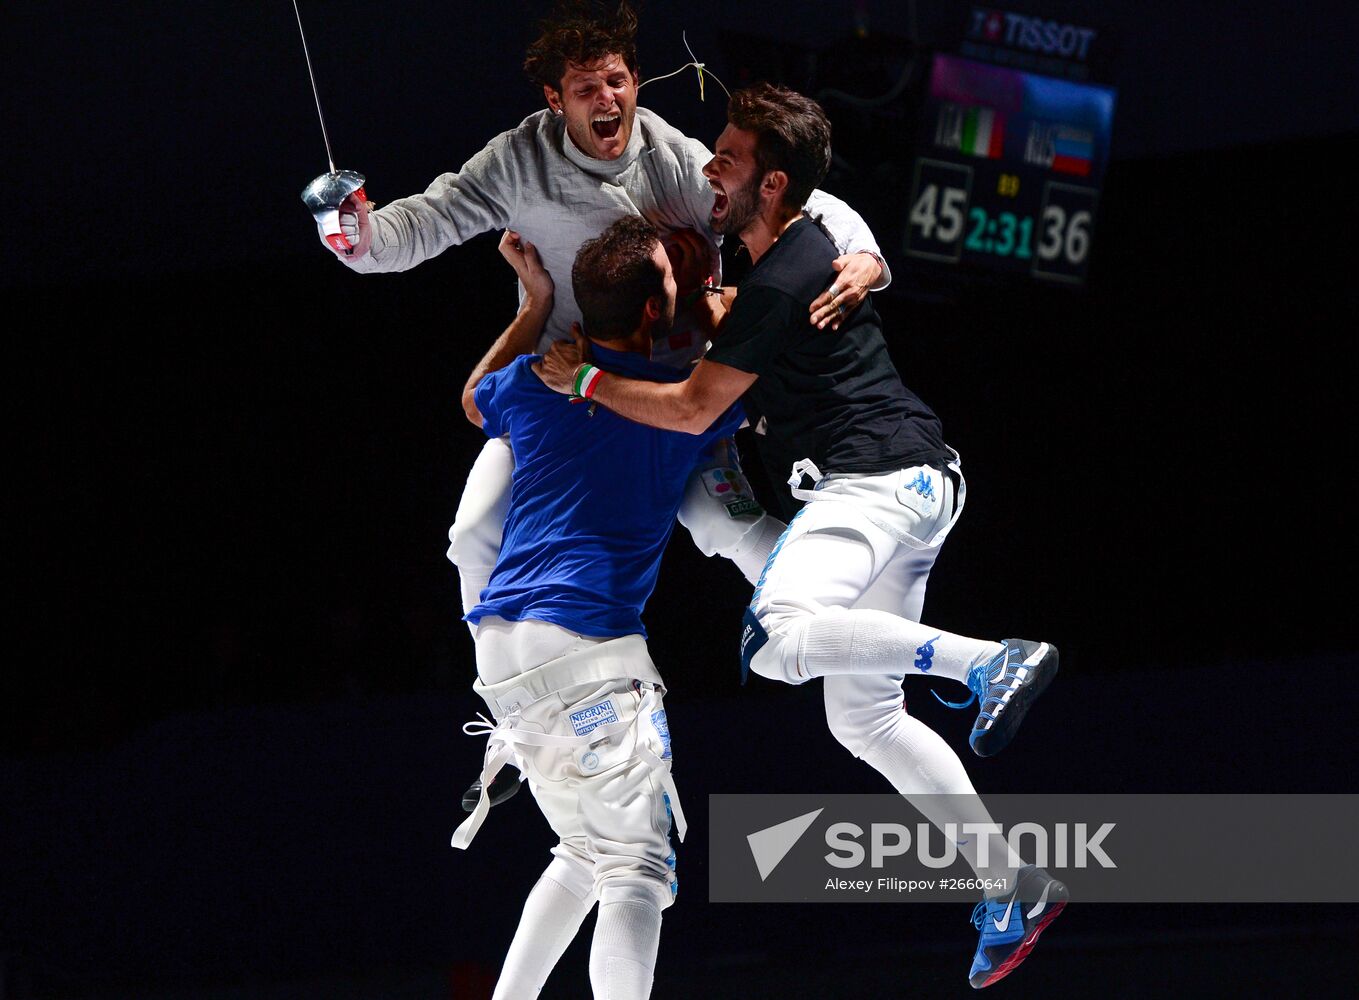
[968,865,1068,989]
[937,638,1059,757]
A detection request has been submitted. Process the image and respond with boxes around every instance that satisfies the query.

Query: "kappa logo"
[914,635,942,673]
[905,471,936,500]
[747,809,824,881]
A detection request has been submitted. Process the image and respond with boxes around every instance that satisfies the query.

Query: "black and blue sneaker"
[936,638,1059,757]
[968,865,1068,989]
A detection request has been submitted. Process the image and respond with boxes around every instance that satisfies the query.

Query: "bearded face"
[703,124,766,238]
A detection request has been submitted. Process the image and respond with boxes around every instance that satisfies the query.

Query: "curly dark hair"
[572,215,664,341]
[523,1,640,92]
[727,83,832,210]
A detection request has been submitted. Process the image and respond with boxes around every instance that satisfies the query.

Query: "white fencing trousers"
[743,458,1022,890]
[446,436,781,622]
[462,623,681,999]
[746,460,964,699]
[454,624,683,910]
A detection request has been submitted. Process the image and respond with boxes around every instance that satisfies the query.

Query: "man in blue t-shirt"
[450,216,742,1000]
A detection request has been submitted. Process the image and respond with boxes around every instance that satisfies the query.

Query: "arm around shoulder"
[588,356,756,436]
[804,188,891,290]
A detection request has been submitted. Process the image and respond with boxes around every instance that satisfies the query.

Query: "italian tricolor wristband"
[573,363,603,400]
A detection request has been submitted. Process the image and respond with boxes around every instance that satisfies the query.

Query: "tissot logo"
[968,7,1098,61]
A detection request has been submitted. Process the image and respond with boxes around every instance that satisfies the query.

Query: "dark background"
[3,1,1357,997]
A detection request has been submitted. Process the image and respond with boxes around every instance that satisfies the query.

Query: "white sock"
[728,513,786,586]
[493,859,595,1000]
[858,714,1020,895]
[588,884,663,1000]
[799,608,1002,684]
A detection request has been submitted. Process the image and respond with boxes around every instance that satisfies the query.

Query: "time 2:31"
[908,182,1094,266]
[965,209,1032,258]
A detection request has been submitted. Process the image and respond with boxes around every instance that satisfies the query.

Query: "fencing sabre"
[292,0,367,254]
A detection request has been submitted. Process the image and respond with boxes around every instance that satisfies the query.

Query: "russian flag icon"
[1052,126,1094,176]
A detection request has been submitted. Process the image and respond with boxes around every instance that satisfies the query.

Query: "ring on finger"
[827,283,841,299]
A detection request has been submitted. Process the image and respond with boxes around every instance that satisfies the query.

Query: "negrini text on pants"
[824,822,1117,869]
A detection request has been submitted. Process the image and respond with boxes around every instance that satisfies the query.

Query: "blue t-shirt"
[466,344,745,637]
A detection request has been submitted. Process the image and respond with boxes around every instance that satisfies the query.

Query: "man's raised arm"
[322,133,521,273]
[463,231,553,427]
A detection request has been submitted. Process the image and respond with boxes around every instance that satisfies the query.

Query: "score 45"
[904,159,974,263]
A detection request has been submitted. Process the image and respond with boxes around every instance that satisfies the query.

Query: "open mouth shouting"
[591,112,622,141]
[710,186,729,225]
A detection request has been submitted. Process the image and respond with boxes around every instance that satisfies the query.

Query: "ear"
[761,169,789,203]
[643,294,662,321]
[544,85,563,114]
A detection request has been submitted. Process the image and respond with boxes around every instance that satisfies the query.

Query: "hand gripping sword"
[292,0,367,254]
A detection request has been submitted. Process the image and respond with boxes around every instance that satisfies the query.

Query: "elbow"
[681,416,710,436]
[677,399,715,436]
[461,387,483,428]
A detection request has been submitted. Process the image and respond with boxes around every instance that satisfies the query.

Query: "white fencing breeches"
[462,622,680,999]
[745,462,963,704]
[458,622,680,904]
[741,460,1021,892]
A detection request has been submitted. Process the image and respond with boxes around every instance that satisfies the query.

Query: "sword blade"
[291,0,336,173]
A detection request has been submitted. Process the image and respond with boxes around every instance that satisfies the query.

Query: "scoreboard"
[904,54,1116,285]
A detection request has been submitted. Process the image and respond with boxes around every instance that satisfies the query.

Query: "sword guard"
[302,169,367,253]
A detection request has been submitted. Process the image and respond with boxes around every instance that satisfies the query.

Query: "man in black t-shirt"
[698,210,954,523]
[539,84,1067,989]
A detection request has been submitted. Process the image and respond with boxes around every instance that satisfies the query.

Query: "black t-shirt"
[705,217,952,512]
